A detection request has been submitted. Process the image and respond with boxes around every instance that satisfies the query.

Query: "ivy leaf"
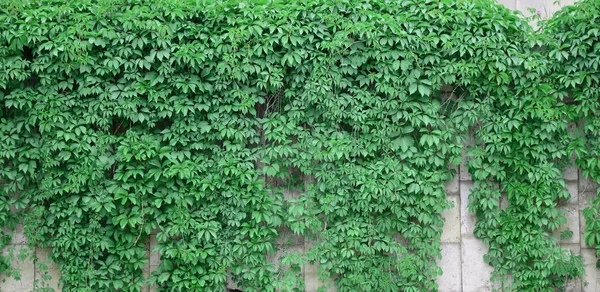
[418,84,431,97]
[393,137,415,153]
[408,83,418,95]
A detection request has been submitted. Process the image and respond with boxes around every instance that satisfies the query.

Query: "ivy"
[546,0,600,269]
[0,0,597,291]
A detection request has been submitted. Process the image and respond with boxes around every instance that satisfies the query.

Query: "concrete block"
[565,276,583,292]
[563,153,578,181]
[34,248,61,291]
[441,196,460,243]
[582,248,596,265]
[460,181,477,238]
[149,234,161,266]
[437,243,461,292]
[7,224,27,245]
[497,0,516,10]
[579,170,599,194]
[516,0,576,17]
[565,181,579,206]
[582,249,599,292]
[304,261,336,292]
[560,243,581,255]
[445,165,459,195]
[459,160,472,182]
[283,189,303,200]
[461,238,494,292]
[554,206,580,244]
[499,194,510,210]
[580,192,597,209]
[0,245,35,292]
[459,134,474,182]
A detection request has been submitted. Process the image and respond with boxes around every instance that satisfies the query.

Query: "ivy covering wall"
[547,0,600,270]
[0,0,598,291]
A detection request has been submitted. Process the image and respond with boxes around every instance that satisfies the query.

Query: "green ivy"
[546,0,600,269]
[0,0,596,291]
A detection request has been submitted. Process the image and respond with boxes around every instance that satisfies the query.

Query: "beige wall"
[498,0,577,16]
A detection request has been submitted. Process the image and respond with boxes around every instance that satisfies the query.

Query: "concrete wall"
[498,0,577,16]
[437,152,599,291]
[1,1,596,291]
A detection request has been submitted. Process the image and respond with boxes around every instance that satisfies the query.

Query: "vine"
[0,0,597,291]
[545,0,600,268]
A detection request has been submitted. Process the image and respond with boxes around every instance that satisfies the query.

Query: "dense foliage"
[0,0,597,291]
[465,27,582,291]
[545,0,600,269]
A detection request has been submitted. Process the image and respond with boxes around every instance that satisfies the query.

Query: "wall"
[1,1,597,291]
[438,136,599,291]
[498,0,577,15]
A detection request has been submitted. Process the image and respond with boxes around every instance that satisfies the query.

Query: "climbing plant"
[0,1,285,291]
[545,0,600,268]
[0,0,596,291]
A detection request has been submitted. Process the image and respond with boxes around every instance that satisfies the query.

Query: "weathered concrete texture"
[459,159,472,182]
[0,245,34,292]
[580,169,600,193]
[34,248,61,291]
[461,239,494,292]
[566,181,579,205]
[565,277,583,292]
[304,261,336,292]
[437,243,461,292]
[582,248,600,292]
[8,223,27,245]
[441,196,460,243]
[555,206,580,244]
[580,191,597,209]
[459,132,475,182]
[149,234,161,267]
[561,243,582,255]
[460,181,477,239]
[499,194,510,210]
[445,165,460,195]
[516,0,578,17]
[497,0,517,9]
[564,156,579,181]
